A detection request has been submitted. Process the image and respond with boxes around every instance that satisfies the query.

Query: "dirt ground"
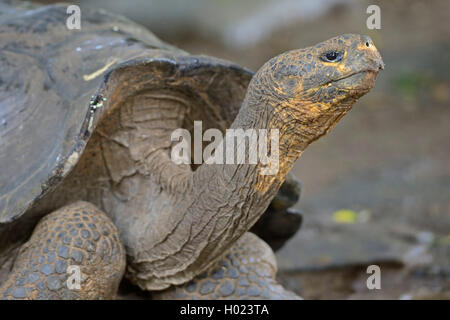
[166,0,450,299]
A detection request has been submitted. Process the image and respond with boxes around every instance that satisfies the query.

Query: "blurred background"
[36,0,450,299]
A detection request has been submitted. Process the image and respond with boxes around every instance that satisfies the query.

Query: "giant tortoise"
[0,2,383,299]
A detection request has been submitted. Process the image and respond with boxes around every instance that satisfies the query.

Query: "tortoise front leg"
[0,201,125,300]
[153,232,301,300]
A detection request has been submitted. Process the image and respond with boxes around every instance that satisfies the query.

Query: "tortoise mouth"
[333,70,379,93]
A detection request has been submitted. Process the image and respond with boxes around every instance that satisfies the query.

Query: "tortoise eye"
[321,51,343,62]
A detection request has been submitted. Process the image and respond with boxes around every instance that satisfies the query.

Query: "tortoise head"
[250,34,383,144]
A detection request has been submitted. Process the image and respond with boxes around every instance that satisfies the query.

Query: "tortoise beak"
[366,49,384,73]
[377,58,385,71]
[368,44,384,72]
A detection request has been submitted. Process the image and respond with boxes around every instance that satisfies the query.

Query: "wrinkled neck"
[180,85,351,284]
[211,81,356,201]
[227,93,304,197]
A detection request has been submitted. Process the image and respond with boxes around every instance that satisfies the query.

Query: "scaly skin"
[153,233,300,300]
[0,205,297,300]
[0,34,383,299]
[0,202,125,300]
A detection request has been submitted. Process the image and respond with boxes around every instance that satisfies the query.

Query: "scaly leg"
[0,201,125,300]
[153,232,301,300]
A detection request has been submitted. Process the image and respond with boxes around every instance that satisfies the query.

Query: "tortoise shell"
[0,3,253,225]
